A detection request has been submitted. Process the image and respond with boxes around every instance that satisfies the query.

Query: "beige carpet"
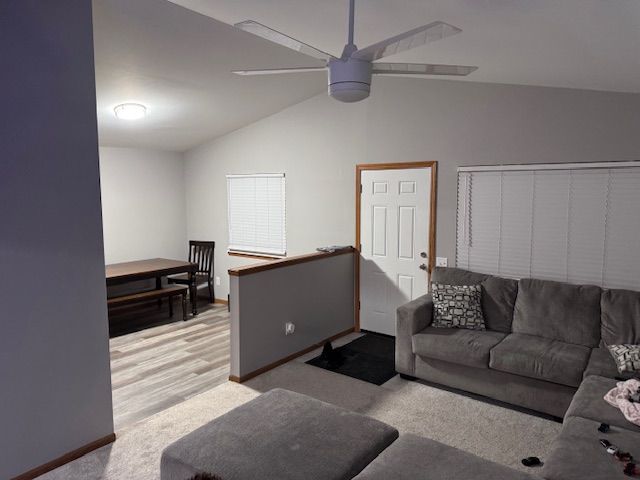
[38,361,561,479]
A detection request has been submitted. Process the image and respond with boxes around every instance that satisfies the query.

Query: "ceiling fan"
[232,0,477,103]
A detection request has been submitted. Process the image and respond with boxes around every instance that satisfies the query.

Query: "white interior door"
[360,167,431,336]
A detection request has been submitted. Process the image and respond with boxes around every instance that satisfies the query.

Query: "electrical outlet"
[436,257,448,267]
[285,322,295,335]
[215,276,221,286]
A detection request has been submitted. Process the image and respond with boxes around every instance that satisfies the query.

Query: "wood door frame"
[355,161,438,332]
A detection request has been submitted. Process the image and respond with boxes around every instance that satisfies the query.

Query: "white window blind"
[456,162,640,290]
[226,173,286,257]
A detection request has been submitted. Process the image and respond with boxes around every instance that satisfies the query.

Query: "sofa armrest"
[395,294,433,375]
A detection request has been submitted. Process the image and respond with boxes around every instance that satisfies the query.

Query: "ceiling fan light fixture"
[328,58,372,103]
[329,81,370,103]
[114,103,147,120]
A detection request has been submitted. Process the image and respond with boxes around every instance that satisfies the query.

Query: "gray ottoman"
[352,434,541,480]
[541,416,640,480]
[160,388,399,480]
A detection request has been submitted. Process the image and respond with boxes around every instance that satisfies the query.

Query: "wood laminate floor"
[110,303,230,431]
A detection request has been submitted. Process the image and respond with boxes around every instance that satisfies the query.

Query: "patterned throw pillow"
[431,283,485,330]
[608,345,640,373]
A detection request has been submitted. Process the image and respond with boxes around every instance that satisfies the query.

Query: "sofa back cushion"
[512,278,601,347]
[431,267,517,333]
[601,288,640,346]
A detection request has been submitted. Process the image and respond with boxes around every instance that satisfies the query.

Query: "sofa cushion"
[584,348,637,380]
[480,276,519,333]
[412,327,507,368]
[541,416,640,480]
[489,333,590,387]
[352,434,540,480]
[432,267,518,333]
[565,375,640,433]
[160,388,399,480]
[512,278,601,347]
[601,288,640,346]
[431,283,485,330]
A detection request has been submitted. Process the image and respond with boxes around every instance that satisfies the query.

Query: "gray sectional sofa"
[396,266,640,479]
[396,266,639,418]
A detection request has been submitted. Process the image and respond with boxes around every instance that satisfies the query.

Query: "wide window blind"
[456,163,640,290]
[227,173,286,257]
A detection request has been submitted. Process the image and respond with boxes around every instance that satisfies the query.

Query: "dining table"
[105,258,199,315]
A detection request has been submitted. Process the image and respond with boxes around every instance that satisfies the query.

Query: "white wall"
[99,146,187,264]
[185,77,640,297]
[0,1,114,478]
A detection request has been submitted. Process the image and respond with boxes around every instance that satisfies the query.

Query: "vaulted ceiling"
[94,0,326,151]
[95,0,640,152]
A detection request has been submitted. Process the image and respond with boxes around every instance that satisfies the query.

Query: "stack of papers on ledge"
[316,245,352,253]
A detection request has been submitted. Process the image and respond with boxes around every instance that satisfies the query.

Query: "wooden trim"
[228,327,354,383]
[356,161,437,171]
[12,433,116,480]
[228,247,354,277]
[354,167,362,332]
[355,161,438,331]
[214,298,229,305]
[428,162,438,277]
[353,250,360,332]
[228,251,282,260]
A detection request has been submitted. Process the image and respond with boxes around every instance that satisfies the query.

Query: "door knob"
[419,264,427,271]
[420,252,427,258]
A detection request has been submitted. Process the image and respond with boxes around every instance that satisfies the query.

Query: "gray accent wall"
[230,253,354,378]
[185,78,640,297]
[0,1,114,478]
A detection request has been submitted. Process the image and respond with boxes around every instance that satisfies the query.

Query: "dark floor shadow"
[306,332,397,385]
[108,295,220,338]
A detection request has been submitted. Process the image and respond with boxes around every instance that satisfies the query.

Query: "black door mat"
[306,333,396,385]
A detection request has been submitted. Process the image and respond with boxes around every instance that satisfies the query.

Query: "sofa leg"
[399,374,417,381]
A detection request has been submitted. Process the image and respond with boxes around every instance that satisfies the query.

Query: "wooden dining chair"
[169,241,215,304]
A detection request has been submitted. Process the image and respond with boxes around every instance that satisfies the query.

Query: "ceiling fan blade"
[353,21,462,62]
[233,67,327,76]
[372,63,478,76]
[235,20,335,62]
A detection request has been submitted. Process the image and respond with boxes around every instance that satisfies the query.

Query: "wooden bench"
[107,285,189,321]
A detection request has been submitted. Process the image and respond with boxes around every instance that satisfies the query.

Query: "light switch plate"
[215,276,221,286]
[436,257,448,267]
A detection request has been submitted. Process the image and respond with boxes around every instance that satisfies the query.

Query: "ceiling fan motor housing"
[328,57,372,103]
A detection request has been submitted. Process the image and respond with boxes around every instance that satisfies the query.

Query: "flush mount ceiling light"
[114,103,146,120]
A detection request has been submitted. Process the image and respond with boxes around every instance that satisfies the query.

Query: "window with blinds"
[456,163,640,290]
[226,173,286,257]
